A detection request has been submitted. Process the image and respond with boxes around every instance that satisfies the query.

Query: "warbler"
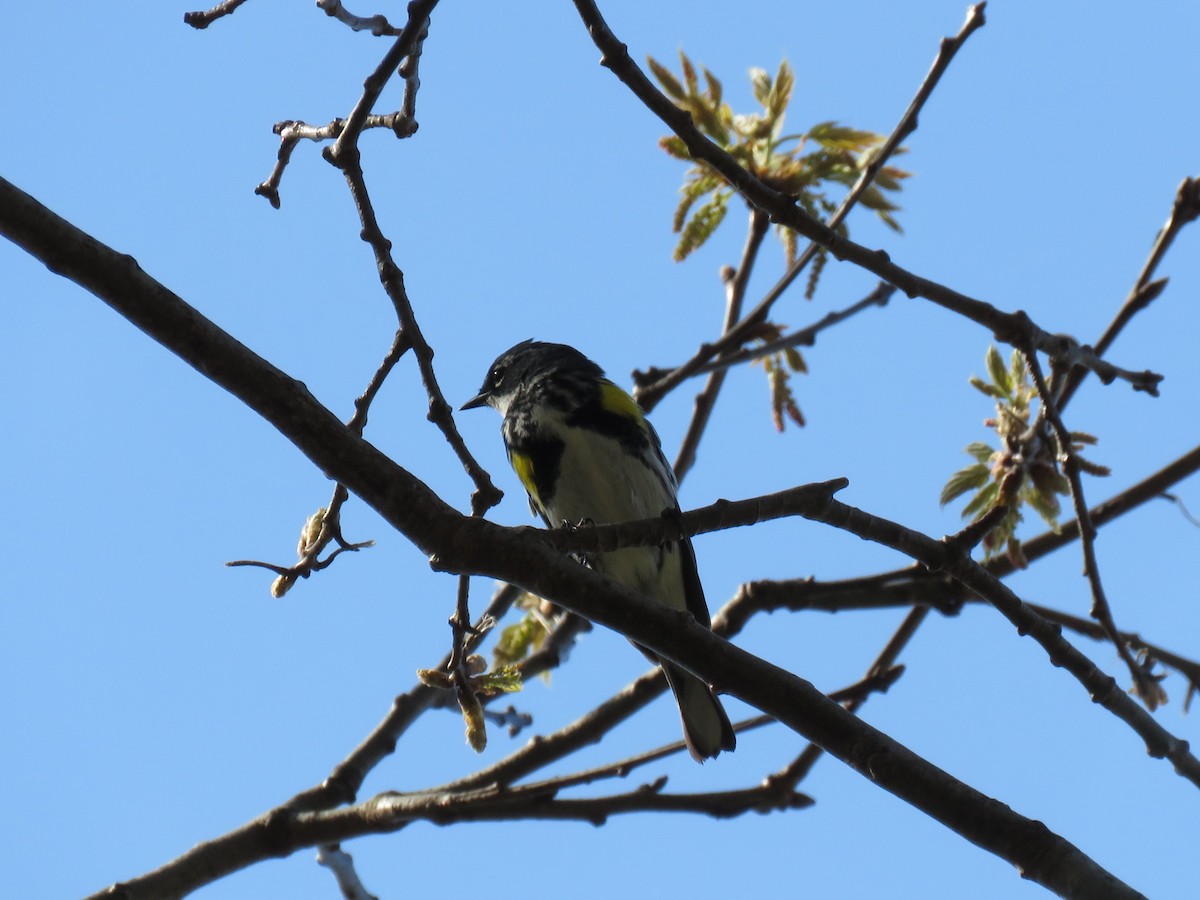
[462,340,735,761]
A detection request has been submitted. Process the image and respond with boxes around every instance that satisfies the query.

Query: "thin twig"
[349,328,411,434]
[541,479,850,555]
[225,486,374,596]
[322,53,500,519]
[257,1,430,206]
[642,281,894,386]
[183,0,249,29]
[257,114,419,208]
[763,505,1003,788]
[1022,346,1165,708]
[398,18,427,122]
[316,844,379,900]
[317,0,401,35]
[326,0,440,163]
[448,574,477,672]
[673,208,770,482]
[736,3,988,339]
[1055,175,1200,409]
[326,95,501,675]
[809,493,1200,787]
[728,444,1200,698]
[773,608,926,789]
[224,331,409,593]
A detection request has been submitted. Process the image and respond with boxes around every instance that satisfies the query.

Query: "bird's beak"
[460,392,490,411]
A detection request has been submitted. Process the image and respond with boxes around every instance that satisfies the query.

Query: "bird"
[461,339,735,761]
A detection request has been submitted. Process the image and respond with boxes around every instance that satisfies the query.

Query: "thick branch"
[3,176,1143,900]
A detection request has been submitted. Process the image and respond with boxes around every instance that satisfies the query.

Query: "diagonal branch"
[632,2,985,408]
[318,5,498,518]
[1,174,1146,900]
[712,2,988,364]
[183,0,250,29]
[1055,174,1200,409]
[572,0,1162,405]
[640,281,894,388]
[1022,346,1165,708]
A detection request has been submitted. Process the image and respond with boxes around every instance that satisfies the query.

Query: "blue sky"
[4,2,1200,898]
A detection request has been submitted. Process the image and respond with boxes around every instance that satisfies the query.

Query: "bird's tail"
[661,662,736,762]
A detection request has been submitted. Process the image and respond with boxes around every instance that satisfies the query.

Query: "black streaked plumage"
[462,340,735,761]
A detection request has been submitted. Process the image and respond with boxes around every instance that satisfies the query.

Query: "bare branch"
[316,845,379,900]
[256,113,418,209]
[225,491,374,598]
[729,444,1200,697]
[1055,174,1200,409]
[639,281,894,389]
[1022,346,1165,707]
[806,494,1199,787]
[316,0,401,35]
[770,608,927,790]
[326,0,439,163]
[1,174,1147,900]
[183,0,250,29]
[673,208,770,481]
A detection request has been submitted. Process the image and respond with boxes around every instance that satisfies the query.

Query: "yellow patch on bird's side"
[599,381,645,426]
[510,449,542,506]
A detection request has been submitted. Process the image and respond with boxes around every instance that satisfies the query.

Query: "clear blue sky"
[3,3,1199,898]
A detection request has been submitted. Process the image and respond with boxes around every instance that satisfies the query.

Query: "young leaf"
[658,135,691,161]
[805,244,827,299]
[492,611,546,667]
[702,66,723,106]
[750,67,772,106]
[1009,348,1028,389]
[1006,535,1029,570]
[1077,458,1112,477]
[769,59,794,121]
[673,173,720,233]
[1025,487,1063,530]
[966,441,996,464]
[986,345,1011,396]
[674,191,728,261]
[784,347,807,373]
[647,55,685,100]
[940,463,990,506]
[476,665,524,697]
[779,223,797,267]
[969,375,1005,398]
[961,480,1000,519]
[680,50,699,96]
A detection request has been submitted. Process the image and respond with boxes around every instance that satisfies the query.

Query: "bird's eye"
[489,367,503,387]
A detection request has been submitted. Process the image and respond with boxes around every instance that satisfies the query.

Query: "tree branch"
[1055,175,1200,409]
[1022,346,1165,707]
[704,2,988,375]
[183,0,250,29]
[571,0,1163,405]
[673,207,770,482]
[1,175,1145,900]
